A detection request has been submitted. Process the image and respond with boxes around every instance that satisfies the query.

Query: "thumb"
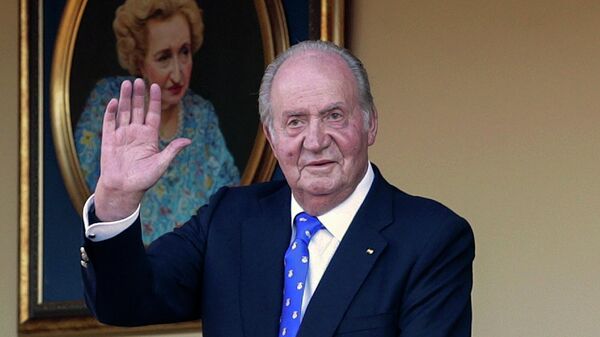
[156,137,192,172]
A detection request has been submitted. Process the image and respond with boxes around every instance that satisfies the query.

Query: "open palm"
[94,79,191,221]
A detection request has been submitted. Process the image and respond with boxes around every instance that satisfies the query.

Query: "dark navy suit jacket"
[82,166,475,337]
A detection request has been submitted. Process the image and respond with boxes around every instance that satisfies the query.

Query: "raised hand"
[94,79,191,221]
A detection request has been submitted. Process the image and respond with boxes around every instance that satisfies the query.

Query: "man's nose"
[303,121,329,151]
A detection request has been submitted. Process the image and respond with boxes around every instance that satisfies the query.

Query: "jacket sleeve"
[81,187,229,326]
[399,216,475,337]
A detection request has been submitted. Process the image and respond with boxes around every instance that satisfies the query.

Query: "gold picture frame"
[19,0,345,335]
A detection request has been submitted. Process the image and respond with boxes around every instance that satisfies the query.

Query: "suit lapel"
[298,170,394,337]
[240,185,291,337]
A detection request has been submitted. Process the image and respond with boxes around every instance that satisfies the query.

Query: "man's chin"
[298,178,339,196]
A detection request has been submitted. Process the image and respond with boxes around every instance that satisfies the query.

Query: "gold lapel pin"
[366,248,375,255]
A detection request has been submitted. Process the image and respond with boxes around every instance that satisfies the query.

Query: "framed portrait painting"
[19,0,346,335]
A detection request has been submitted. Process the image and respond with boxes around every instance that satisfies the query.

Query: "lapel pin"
[366,248,375,255]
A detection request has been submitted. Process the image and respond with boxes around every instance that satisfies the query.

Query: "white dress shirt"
[83,198,140,242]
[290,163,374,315]
[83,163,375,316]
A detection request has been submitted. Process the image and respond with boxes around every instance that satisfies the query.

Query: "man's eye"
[327,112,343,120]
[287,119,302,127]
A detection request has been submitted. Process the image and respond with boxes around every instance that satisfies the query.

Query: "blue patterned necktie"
[279,212,324,337]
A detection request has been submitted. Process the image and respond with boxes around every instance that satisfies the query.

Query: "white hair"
[258,40,375,132]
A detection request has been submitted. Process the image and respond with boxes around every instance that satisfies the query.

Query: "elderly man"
[81,41,474,337]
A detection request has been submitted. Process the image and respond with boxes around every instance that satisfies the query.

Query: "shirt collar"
[290,162,375,241]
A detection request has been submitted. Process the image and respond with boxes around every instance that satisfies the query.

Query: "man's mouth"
[304,160,336,169]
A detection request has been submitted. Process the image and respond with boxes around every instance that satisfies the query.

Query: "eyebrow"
[152,49,172,59]
[280,102,345,119]
[281,110,306,118]
[318,102,345,115]
[151,42,190,58]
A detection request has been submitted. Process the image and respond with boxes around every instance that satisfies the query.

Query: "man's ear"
[262,123,278,159]
[367,107,378,146]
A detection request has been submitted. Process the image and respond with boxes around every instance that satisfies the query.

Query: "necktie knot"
[294,212,324,244]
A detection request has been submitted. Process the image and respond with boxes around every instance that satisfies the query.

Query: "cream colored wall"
[1,0,19,335]
[3,1,599,337]
[350,1,600,336]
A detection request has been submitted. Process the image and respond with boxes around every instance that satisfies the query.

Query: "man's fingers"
[145,83,162,129]
[131,78,146,125]
[117,80,132,127]
[102,98,118,140]
[131,78,147,124]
